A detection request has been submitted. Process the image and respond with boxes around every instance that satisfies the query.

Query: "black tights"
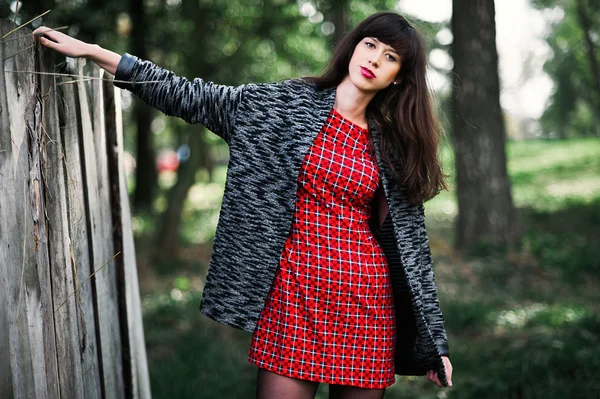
[256,368,386,399]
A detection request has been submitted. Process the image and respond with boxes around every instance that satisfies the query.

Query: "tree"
[532,0,600,137]
[130,0,157,211]
[450,0,518,252]
[328,0,350,47]
[574,0,600,103]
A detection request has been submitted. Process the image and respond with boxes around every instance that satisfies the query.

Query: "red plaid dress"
[248,108,396,389]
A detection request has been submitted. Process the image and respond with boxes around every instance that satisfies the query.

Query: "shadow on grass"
[143,290,258,398]
[518,197,600,282]
[443,304,600,398]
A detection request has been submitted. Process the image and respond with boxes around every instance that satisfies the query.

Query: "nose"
[369,51,383,68]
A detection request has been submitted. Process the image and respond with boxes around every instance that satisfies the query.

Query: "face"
[347,37,403,92]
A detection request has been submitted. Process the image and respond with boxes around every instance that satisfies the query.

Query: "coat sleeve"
[417,204,450,358]
[113,52,245,145]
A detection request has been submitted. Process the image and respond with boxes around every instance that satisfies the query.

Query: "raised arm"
[112,53,244,143]
[33,26,244,143]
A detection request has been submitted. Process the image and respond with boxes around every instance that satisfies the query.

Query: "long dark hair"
[304,11,448,205]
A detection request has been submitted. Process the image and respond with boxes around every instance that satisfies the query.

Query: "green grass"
[139,137,600,398]
[143,290,257,398]
[509,139,600,211]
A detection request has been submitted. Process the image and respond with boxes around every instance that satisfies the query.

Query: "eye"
[386,54,397,62]
[365,41,375,48]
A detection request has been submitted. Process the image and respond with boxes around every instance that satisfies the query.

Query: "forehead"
[364,37,398,53]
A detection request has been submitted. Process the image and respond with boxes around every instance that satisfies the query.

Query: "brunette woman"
[35,10,453,399]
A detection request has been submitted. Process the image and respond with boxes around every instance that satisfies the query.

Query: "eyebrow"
[369,37,398,54]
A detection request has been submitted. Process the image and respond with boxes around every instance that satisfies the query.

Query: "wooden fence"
[0,20,151,398]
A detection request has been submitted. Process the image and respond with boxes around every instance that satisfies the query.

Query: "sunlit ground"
[429,137,600,221]
[136,137,600,398]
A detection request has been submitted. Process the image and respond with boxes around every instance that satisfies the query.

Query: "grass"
[138,137,600,398]
[143,290,257,398]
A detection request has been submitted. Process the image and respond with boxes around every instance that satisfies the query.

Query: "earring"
[393,81,399,85]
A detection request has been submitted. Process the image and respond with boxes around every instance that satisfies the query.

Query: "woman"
[35,10,453,399]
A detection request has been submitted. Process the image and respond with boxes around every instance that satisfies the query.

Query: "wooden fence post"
[0,19,60,399]
[0,20,151,399]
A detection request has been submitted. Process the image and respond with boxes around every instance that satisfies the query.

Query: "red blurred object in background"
[156,150,179,172]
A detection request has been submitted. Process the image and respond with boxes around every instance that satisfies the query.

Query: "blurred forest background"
[2,0,599,397]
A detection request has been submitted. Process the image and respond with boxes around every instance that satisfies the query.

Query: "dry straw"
[4,70,163,85]
[2,9,51,39]
[54,252,122,314]
[0,26,69,44]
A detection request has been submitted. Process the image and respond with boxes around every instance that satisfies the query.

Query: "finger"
[434,373,442,387]
[33,26,55,36]
[39,36,60,50]
[445,366,453,386]
[428,371,439,386]
[36,29,65,43]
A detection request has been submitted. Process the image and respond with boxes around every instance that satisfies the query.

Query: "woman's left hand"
[426,356,453,387]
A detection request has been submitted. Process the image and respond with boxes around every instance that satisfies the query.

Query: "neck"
[333,76,376,129]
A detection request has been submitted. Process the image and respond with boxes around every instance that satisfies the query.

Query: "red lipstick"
[360,66,376,79]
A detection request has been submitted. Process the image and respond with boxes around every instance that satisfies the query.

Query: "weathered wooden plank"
[0,20,17,399]
[0,250,14,399]
[92,64,127,399]
[37,46,86,399]
[104,79,152,399]
[0,20,59,398]
[76,60,124,399]
[59,69,103,399]
[0,259,14,399]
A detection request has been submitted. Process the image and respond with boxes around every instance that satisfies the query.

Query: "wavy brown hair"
[304,11,448,205]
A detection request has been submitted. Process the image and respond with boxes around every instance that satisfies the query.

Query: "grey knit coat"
[114,52,450,387]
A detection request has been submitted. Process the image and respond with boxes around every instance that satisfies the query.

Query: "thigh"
[256,367,320,399]
[328,384,386,399]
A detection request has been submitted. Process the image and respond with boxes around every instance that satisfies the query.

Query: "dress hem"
[247,355,396,390]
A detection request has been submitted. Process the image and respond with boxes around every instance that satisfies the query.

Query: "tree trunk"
[329,0,350,49]
[575,0,600,113]
[151,0,213,261]
[153,128,207,261]
[451,0,518,252]
[131,0,157,211]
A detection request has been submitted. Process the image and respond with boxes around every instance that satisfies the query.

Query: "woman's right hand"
[32,26,93,58]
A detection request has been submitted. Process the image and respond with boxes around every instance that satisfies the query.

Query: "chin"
[349,72,380,92]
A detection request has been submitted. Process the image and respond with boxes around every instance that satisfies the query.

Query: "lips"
[360,66,376,79]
